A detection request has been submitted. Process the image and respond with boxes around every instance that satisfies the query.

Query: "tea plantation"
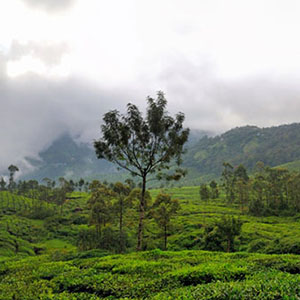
[0,186,300,299]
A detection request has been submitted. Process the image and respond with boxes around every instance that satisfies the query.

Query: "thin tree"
[8,165,19,191]
[0,177,6,191]
[112,182,131,253]
[151,193,180,250]
[199,184,210,202]
[88,184,115,238]
[209,180,219,199]
[216,216,243,252]
[222,162,235,202]
[94,92,189,250]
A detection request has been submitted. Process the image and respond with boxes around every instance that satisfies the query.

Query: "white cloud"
[1,0,300,174]
[20,0,76,13]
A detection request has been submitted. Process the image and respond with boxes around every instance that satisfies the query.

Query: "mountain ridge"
[19,123,300,184]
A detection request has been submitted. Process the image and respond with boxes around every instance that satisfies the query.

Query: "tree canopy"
[94,91,189,250]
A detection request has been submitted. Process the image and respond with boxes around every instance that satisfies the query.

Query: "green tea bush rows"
[1,250,300,299]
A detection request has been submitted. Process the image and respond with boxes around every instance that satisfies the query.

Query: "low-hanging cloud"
[21,0,76,13]
[0,73,132,176]
[152,55,300,133]
[2,51,300,176]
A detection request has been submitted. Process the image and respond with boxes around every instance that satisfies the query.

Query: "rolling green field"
[0,186,300,299]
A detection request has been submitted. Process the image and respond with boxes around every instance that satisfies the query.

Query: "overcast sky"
[2,0,300,174]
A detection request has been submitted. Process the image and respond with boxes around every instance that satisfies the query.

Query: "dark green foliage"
[185,123,300,179]
[202,217,243,253]
[222,162,235,202]
[8,165,19,191]
[77,226,126,252]
[215,216,243,252]
[199,184,210,202]
[209,180,219,199]
[87,184,115,237]
[0,177,6,191]
[203,225,224,251]
[112,182,131,252]
[151,193,180,250]
[94,91,189,250]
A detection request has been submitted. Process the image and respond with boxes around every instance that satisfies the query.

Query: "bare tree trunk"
[137,175,146,251]
[119,197,124,253]
[227,238,231,252]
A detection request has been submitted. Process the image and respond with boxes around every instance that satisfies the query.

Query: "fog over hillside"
[2,0,300,175]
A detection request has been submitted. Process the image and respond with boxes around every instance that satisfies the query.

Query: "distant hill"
[184,123,300,182]
[22,134,119,181]
[21,123,300,184]
[21,130,210,182]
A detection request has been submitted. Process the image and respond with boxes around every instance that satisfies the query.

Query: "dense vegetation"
[2,250,300,299]
[184,123,300,184]
[1,96,300,298]
[0,163,300,298]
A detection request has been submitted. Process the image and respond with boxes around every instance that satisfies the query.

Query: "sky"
[2,0,300,174]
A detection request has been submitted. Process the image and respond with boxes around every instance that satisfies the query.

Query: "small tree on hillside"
[199,184,210,202]
[8,165,19,191]
[112,182,132,253]
[216,216,243,252]
[78,178,85,192]
[0,177,6,191]
[88,185,115,238]
[209,180,219,199]
[151,193,180,250]
[222,162,235,202]
[94,92,189,250]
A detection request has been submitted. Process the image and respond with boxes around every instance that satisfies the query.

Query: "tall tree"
[234,164,250,211]
[94,92,189,250]
[8,165,19,191]
[221,162,235,202]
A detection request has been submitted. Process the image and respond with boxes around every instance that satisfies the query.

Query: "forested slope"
[184,123,300,178]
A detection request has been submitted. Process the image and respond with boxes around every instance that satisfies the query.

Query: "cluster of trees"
[200,162,300,216]
[199,180,219,201]
[0,166,92,216]
[0,165,19,191]
[79,180,180,253]
[203,216,243,252]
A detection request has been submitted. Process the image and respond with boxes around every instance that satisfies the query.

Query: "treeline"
[200,162,300,216]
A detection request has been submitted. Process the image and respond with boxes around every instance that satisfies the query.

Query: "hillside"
[184,123,300,181]
[22,134,119,181]
[1,186,300,299]
[17,123,300,184]
[20,130,210,182]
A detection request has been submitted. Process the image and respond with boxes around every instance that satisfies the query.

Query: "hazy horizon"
[2,0,300,174]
